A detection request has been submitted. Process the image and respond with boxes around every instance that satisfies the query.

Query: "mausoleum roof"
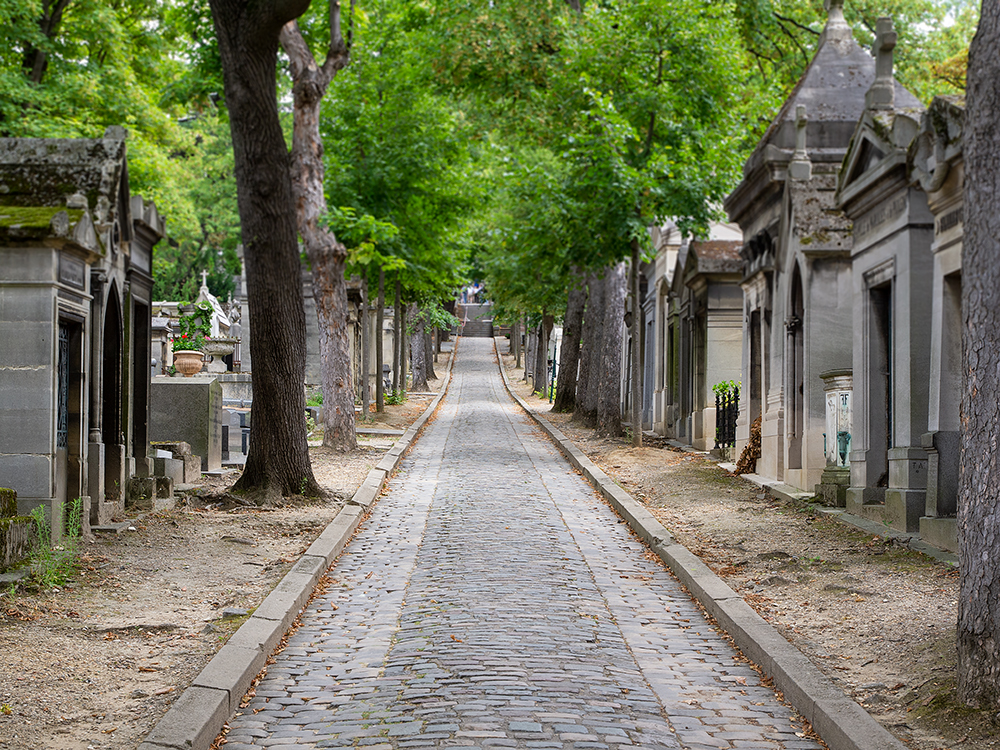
[0,127,130,255]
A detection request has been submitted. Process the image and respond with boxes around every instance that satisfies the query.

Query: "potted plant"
[171,302,213,377]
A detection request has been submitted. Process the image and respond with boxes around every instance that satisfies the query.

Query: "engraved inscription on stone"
[936,207,962,235]
[856,195,907,237]
[59,255,86,289]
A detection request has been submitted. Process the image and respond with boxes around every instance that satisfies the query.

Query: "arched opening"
[102,285,124,506]
[787,265,805,470]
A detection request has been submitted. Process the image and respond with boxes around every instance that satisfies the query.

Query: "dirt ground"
[0,352,450,750]
[500,344,997,750]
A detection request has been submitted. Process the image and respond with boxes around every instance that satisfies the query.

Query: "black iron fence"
[714,383,740,451]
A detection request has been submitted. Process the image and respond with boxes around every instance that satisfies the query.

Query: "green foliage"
[172,301,213,351]
[384,390,407,406]
[28,498,82,588]
[306,391,324,407]
[712,379,741,397]
[322,0,479,304]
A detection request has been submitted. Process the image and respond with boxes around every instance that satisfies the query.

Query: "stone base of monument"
[126,475,175,512]
[150,378,223,473]
[815,466,850,507]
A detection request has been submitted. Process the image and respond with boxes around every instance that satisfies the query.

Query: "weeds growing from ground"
[27,497,83,588]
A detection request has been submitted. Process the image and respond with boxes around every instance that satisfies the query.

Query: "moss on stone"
[0,488,15,518]
[0,205,83,230]
[0,515,35,571]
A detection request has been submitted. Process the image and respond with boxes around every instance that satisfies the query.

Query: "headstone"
[149,379,223,472]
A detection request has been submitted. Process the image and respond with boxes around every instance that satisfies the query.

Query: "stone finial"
[866,17,897,110]
[789,105,812,181]
[820,0,851,45]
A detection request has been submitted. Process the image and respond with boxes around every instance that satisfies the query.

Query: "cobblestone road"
[224,338,822,750]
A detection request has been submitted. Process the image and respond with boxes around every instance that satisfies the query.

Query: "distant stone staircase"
[458,302,494,338]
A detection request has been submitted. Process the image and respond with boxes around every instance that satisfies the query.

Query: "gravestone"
[149,379,223,472]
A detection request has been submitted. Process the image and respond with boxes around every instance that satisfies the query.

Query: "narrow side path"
[223,338,821,750]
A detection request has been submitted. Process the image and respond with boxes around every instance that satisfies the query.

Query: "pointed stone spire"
[789,106,812,181]
[865,17,897,110]
[819,0,851,45]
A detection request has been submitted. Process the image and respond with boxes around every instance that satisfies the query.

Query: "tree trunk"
[630,239,643,447]
[597,262,627,437]
[532,321,545,394]
[393,277,401,393]
[376,267,385,412]
[21,0,73,86]
[958,1,1000,708]
[400,302,408,394]
[533,314,553,397]
[524,326,535,384]
[513,317,521,368]
[575,270,605,426]
[553,271,586,413]
[360,280,370,417]
[409,303,429,392]
[209,0,318,503]
[280,17,355,453]
[425,324,437,380]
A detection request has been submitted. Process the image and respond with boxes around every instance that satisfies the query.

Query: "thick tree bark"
[630,240,643,446]
[958,1,1000,708]
[280,13,355,453]
[575,270,605,426]
[597,262,627,437]
[408,303,429,392]
[376,268,385,412]
[553,271,586,413]
[209,0,317,503]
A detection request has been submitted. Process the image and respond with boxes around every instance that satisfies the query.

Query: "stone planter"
[172,350,204,377]
[203,337,237,373]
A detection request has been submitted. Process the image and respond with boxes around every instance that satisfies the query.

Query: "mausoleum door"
[868,283,893,490]
[749,310,762,424]
[102,292,124,504]
[131,301,150,466]
[787,270,805,470]
[56,319,85,536]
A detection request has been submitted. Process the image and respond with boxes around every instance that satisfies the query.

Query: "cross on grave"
[866,17,897,110]
[875,17,897,82]
[201,269,210,289]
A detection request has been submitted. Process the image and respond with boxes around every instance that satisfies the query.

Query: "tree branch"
[321,0,352,79]
[773,12,820,37]
[280,20,316,82]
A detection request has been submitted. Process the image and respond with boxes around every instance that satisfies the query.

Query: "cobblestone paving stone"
[224,338,823,750]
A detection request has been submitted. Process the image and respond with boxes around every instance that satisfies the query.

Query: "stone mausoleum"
[0,127,164,537]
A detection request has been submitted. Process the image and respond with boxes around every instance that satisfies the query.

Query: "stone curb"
[139,346,457,750]
[494,343,906,750]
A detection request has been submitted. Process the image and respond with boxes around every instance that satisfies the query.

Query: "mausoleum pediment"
[837,109,923,210]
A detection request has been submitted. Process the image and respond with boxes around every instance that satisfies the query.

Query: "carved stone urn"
[173,350,204,377]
